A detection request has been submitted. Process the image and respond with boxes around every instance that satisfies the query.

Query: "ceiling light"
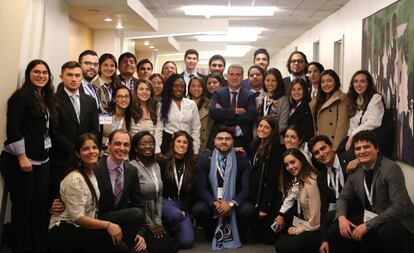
[181,5,278,18]
[144,41,150,46]
[153,49,159,51]
[115,23,124,29]
[149,46,155,49]
[196,26,264,42]
[104,16,113,22]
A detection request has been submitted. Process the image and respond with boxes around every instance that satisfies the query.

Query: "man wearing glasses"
[283,51,310,93]
[78,49,101,110]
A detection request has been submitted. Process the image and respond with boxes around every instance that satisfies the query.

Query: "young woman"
[48,134,122,253]
[248,116,283,244]
[130,132,177,253]
[161,61,177,80]
[0,59,58,253]
[205,72,225,99]
[160,131,196,249]
[309,69,349,149]
[155,74,201,156]
[257,68,290,137]
[307,62,324,99]
[274,149,321,253]
[188,76,211,154]
[101,86,132,154]
[130,79,158,136]
[345,70,384,151]
[284,124,312,163]
[149,73,164,103]
[287,78,314,141]
[93,53,122,113]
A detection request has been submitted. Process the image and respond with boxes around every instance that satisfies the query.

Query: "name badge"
[293,216,306,227]
[44,136,52,149]
[99,114,112,125]
[328,203,337,212]
[217,187,223,200]
[363,209,377,222]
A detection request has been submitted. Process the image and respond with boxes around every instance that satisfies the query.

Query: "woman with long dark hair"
[49,134,121,253]
[307,62,324,99]
[248,116,283,244]
[205,72,225,99]
[155,74,200,156]
[130,131,177,253]
[160,131,196,249]
[275,148,321,253]
[0,59,58,253]
[309,69,349,149]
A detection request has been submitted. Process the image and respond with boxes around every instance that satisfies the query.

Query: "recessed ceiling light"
[115,23,124,29]
[144,41,150,46]
[104,16,113,22]
[149,46,155,49]
[181,5,278,18]
[196,26,264,42]
[153,49,159,51]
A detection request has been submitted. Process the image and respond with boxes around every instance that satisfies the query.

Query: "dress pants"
[275,230,321,253]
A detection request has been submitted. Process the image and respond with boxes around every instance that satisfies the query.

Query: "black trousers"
[328,215,414,253]
[0,152,50,253]
[275,230,321,253]
[49,222,114,253]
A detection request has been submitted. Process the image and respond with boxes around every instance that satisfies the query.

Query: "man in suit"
[118,52,138,94]
[79,50,100,110]
[308,135,362,253]
[50,61,99,200]
[328,130,414,253]
[192,127,254,248]
[283,51,310,93]
[181,48,205,95]
[209,64,256,151]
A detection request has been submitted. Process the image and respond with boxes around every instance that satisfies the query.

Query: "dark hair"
[149,73,165,98]
[263,68,285,100]
[286,51,308,74]
[209,54,226,68]
[109,86,133,131]
[280,148,317,195]
[205,72,226,98]
[165,131,196,192]
[131,79,157,125]
[248,64,265,79]
[188,76,206,110]
[352,130,379,149]
[118,52,137,65]
[254,48,270,63]
[285,124,305,146]
[98,53,121,88]
[214,126,235,139]
[347,70,377,117]
[78,49,98,63]
[108,129,130,144]
[184,49,199,59]
[313,69,341,124]
[307,135,333,153]
[308,62,324,73]
[130,131,156,163]
[254,116,280,158]
[22,59,58,126]
[289,78,311,104]
[137,58,153,70]
[66,134,100,209]
[61,61,82,73]
[160,74,184,124]
[161,61,177,77]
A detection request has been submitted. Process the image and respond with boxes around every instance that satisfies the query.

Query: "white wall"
[271,0,414,198]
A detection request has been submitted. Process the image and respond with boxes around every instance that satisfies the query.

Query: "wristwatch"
[229,201,235,209]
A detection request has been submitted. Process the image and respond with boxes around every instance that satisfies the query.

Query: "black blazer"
[51,88,99,166]
[287,101,314,141]
[93,158,144,214]
[283,76,311,95]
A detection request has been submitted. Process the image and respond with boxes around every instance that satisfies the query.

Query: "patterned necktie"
[220,156,227,172]
[114,166,123,207]
[70,94,80,122]
[230,91,238,134]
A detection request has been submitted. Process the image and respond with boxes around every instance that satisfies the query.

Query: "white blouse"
[348,93,384,136]
[155,98,201,154]
[49,171,100,229]
[130,118,156,136]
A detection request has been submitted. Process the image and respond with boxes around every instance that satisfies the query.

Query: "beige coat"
[199,99,212,154]
[309,90,349,148]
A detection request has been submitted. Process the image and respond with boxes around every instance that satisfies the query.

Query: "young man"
[192,127,254,250]
[118,52,138,94]
[181,48,205,94]
[283,51,310,93]
[136,58,153,79]
[208,54,226,75]
[242,48,270,89]
[328,130,414,253]
[209,64,256,151]
[78,50,100,109]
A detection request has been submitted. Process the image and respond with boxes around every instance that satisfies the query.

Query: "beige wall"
[69,17,94,61]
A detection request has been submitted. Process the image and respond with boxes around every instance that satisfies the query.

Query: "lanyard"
[173,164,186,197]
[364,176,374,207]
[144,164,159,196]
[45,110,50,130]
[112,116,124,130]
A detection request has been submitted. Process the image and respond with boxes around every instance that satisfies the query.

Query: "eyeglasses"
[32,70,49,76]
[82,61,99,67]
[139,143,155,148]
[115,95,130,100]
[215,137,232,141]
[290,59,305,64]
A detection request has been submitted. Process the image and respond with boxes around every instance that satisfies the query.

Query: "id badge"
[293,216,305,227]
[44,136,52,149]
[328,203,337,211]
[99,114,112,125]
[217,187,223,199]
[363,209,377,222]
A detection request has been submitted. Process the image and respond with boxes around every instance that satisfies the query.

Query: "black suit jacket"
[51,88,99,166]
[287,101,314,141]
[283,76,311,96]
[93,158,144,214]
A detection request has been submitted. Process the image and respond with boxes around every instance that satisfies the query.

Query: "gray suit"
[336,156,414,234]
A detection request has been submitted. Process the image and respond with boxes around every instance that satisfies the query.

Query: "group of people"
[1,47,413,253]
